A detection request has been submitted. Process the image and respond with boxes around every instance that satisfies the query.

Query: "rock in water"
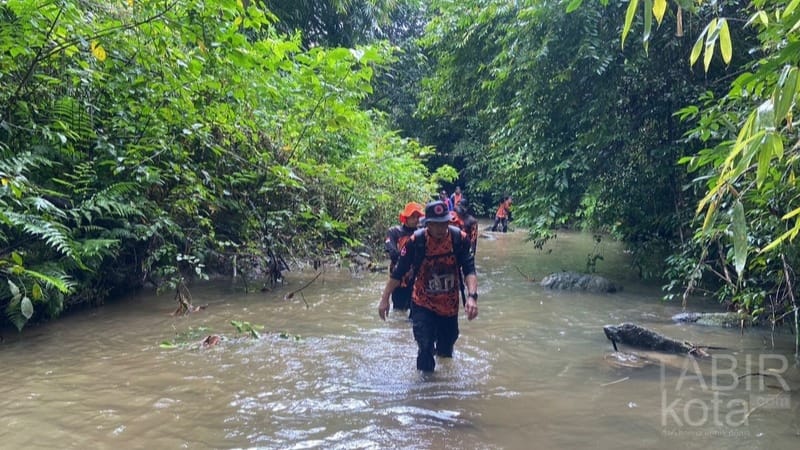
[671,311,750,327]
[540,271,620,293]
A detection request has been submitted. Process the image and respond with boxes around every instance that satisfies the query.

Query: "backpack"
[411,226,469,304]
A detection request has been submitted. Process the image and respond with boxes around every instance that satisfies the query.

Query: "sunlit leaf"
[703,41,714,72]
[719,19,732,64]
[783,206,800,220]
[785,0,800,18]
[653,0,667,25]
[705,18,720,42]
[701,19,718,73]
[760,227,794,253]
[566,0,584,13]
[690,33,704,66]
[621,0,640,49]
[702,194,721,231]
[790,18,800,33]
[758,11,769,26]
[90,41,106,61]
[31,282,43,301]
[690,19,715,67]
[732,200,747,277]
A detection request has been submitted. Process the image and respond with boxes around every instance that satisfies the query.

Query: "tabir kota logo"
[660,353,791,433]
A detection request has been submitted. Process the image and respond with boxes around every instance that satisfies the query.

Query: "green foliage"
[418,0,717,279]
[618,0,800,342]
[0,0,433,330]
[261,0,421,48]
[230,320,264,339]
[159,325,214,349]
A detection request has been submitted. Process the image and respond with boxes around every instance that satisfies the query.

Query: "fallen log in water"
[603,322,720,357]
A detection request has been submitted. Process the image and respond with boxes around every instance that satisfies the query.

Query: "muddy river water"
[1,228,798,449]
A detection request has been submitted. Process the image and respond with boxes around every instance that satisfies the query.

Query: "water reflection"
[0,228,798,449]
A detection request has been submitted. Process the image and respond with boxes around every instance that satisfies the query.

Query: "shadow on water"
[1,226,798,449]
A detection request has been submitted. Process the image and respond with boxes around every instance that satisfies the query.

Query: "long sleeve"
[390,238,416,281]
[455,230,476,276]
[384,226,400,262]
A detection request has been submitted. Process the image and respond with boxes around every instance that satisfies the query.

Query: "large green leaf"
[773,66,798,126]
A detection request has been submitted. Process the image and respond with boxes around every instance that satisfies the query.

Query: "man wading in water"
[378,200,479,372]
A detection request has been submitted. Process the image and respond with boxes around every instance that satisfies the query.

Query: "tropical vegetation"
[0,0,441,331]
[414,0,800,352]
[2,0,800,353]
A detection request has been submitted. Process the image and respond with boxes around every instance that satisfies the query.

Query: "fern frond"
[4,298,28,331]
[51,96,94,146]
[27,196,68,218]
[10,267,74,294]
[104,226,138,240]
[60,161,96,197]
[4,211,78,260]
[76,224,107,234]
[0,151,51,178]
[80,182,144,219]
[74,238,120,260]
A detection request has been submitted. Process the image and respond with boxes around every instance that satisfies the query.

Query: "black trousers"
[410,303,459,372]
[492,217,508,232]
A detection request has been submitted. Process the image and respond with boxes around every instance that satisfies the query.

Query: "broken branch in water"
[514,266,536,282]
[600,376,630,387]
[283,270,322,307]
[172,278,207,316]
[745,391,790,420]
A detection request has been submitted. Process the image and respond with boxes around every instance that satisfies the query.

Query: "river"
[1,227,798,449]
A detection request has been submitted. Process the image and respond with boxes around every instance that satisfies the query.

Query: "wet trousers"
[410,303,459,372]
[491,217,508,232]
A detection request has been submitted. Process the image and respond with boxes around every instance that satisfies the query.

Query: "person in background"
[384,202,424,313]
[452,201,479,257]
[491,195,513,233]
[449,187,463,212]
[378,200,479,373]
[439,190,452,211]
